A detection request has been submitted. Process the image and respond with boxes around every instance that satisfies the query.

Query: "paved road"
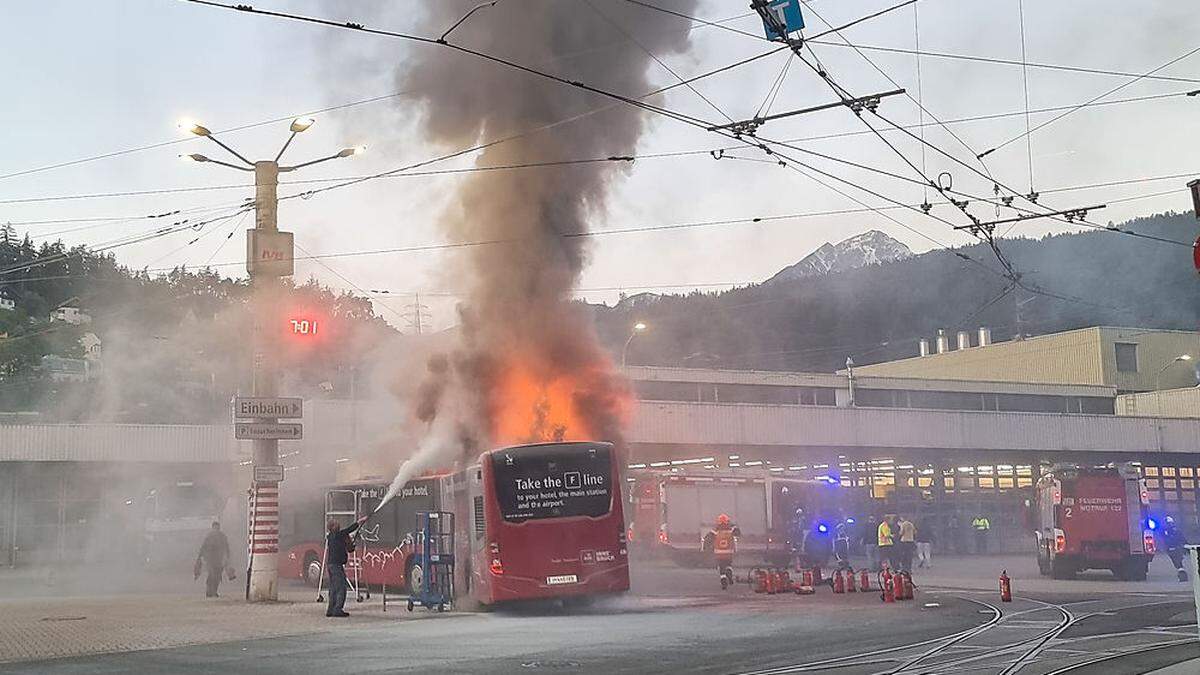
[1,555,1196,673]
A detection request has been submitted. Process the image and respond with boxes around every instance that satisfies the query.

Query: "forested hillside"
[594,211,1200,372]
[0,226,397,421]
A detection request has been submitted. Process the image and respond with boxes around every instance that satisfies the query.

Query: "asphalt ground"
[0,553,1197,674]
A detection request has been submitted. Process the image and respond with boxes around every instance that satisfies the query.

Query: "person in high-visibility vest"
[971,514,991,554]
[877,514,896,570]
[707,513,741,575]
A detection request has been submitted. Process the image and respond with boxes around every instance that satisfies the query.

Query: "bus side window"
[474,496,485,541]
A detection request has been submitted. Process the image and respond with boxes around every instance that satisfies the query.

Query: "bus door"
[465,466,485,598]
[324,489,361,598]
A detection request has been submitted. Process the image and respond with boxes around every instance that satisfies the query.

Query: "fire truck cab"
[1033,463,1155,581]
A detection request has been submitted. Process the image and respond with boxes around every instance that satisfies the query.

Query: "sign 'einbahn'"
[233,397,303,420]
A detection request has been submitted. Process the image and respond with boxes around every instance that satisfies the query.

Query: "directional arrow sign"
[233,397,303,420]
[235,422,303,440]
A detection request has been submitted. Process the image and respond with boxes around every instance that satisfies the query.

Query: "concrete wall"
[1118,388,1200,418]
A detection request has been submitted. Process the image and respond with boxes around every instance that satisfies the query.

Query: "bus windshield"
[490,444,614,521]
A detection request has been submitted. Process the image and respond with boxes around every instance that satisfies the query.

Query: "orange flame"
[490,358,631,446]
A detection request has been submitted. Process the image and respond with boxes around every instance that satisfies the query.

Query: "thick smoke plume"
[376,0,697,506]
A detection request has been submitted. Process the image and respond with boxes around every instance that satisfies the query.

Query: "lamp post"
[622,322,647,368]
[1156,354,1193,391]
[1155,354,1192,418]
[181,118,363,602]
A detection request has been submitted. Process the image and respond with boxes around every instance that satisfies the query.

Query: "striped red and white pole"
[247,482,280,600]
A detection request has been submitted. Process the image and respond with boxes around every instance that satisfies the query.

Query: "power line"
[7,88,1194,208]
[977,43,1200,160]
[0,8,758,185]
[805,39,1200,87]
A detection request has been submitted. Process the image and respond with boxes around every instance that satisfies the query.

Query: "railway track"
[734,596,1196,675]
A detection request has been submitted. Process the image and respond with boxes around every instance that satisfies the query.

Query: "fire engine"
[630,470,864,566]
[1033,463,1155,580]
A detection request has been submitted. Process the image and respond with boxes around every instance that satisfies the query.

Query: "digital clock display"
[290,319,319,335]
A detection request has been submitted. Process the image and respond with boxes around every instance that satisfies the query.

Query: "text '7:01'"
[290,319,319,335]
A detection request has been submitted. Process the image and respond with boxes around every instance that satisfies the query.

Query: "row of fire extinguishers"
[747,566,917,602]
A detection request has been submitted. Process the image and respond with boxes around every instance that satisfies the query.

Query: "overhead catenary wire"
[56,0,1166,315]
[912,2,927,205]
[0,8,758,185]
[7,88,1196,208]
[1017,0,1035,195]
[977,43,1200,160]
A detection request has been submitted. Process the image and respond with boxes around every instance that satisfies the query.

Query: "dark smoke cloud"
[366,0,698,500]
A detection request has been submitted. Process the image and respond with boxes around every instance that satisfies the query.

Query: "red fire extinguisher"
[899,572,914,601]
[802,568,814,588]
[778,570,792,593]
[999,570,1012,603]
[859,569,871,592]
[880,569,895,603]
[846,569,857,593]
[812,566,823,584]
[832,569,845,594]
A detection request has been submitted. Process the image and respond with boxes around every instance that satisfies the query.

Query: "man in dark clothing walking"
[195,522,230,598]
[326,516,368,617]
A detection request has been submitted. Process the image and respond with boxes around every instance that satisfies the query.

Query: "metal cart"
[407,511,455,612]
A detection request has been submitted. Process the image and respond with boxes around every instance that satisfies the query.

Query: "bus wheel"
[304,554,322,587]
[1037,549,1051,576]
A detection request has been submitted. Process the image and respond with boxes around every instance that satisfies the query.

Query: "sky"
[2,0,1198,331]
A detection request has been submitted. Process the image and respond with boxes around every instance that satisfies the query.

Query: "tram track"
[733,596,1195,675]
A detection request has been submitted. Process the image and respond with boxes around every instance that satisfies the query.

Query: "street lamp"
[1156,354,1193,390]
[179,115,363,603]
[622,322,647,368]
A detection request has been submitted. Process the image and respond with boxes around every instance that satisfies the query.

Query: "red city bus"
[278,477,440,591]
[454,441,629,605]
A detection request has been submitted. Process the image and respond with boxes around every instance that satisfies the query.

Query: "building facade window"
[1115,342,1139,373]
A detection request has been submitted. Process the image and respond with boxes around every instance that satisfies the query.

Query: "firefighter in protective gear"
[1161,516,1189,582]
[706,514,741,580]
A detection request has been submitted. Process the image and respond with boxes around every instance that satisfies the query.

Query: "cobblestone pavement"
[0,586,421,664]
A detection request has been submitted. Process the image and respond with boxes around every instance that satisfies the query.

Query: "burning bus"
[452,441,628,604]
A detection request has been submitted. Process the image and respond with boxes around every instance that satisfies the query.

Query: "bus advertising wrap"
[491,444,613,521]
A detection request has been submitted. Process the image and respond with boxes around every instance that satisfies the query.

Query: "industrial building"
[850,326,1200,393]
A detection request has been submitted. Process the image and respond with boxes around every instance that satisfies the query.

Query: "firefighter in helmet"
[705,513,741,586]
[1161,515,1189,582]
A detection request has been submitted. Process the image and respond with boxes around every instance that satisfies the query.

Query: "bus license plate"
[546,575,578,585]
